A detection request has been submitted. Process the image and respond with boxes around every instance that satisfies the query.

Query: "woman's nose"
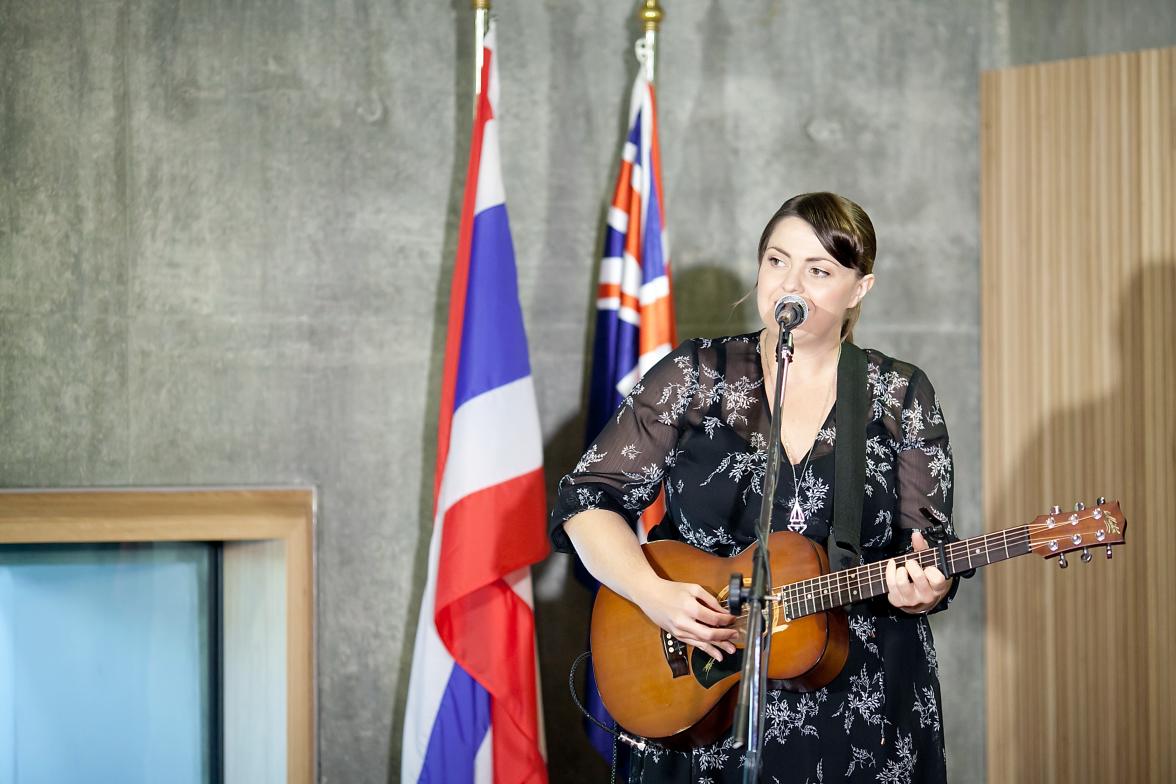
[780,267,804,293]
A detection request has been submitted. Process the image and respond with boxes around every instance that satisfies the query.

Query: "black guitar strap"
[829,341,868,574]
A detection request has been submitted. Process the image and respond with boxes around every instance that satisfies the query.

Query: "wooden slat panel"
[982,48,1175,783]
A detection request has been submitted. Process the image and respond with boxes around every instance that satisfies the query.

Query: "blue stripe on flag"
[642,177,666,284]
[602,226,626,260]
[585,312,638,443]
[418,665,491,784]
[627,113,642,148]
[454,204,533,411]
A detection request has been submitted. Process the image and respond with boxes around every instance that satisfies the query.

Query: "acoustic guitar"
[590,499,1126,749]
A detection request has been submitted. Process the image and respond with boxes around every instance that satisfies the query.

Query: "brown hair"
[757,192,876,340]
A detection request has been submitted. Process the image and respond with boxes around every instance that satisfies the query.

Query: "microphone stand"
[730,320,795,783]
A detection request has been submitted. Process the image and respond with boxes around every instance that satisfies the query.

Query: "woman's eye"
[810,267,830,278]
[767,256,785,267]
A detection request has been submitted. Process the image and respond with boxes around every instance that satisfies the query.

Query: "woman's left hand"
[885,530,953,614]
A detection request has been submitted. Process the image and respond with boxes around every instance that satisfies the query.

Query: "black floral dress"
[550,333,960,784]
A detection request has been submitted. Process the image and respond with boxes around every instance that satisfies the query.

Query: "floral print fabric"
[551,333,959,784]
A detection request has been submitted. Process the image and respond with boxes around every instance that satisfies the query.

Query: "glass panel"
[0,543,218,784]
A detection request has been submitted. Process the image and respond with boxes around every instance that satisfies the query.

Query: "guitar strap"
[829,341,868,574]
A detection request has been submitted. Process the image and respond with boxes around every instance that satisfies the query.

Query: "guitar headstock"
[1028,498,1126,567]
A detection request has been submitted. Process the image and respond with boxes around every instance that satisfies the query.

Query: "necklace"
[762,334,841,534]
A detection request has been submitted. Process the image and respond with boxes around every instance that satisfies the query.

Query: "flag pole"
[473,0,491,116]
[638,0,664,83]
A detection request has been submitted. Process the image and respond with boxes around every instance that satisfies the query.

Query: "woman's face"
[755,216,875,342]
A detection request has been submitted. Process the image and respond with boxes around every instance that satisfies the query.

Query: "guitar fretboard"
[776,526,1032,620]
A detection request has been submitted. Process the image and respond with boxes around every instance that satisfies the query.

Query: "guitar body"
[590,531,849,749]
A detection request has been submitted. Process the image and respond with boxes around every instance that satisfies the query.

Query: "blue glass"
[0,543,217,784]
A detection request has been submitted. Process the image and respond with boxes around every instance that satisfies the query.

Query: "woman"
[550,192,962,783]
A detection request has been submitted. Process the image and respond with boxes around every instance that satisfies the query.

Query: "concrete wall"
[0,1,1169,782]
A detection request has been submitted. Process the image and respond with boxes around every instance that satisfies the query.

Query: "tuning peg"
[1096,496,1106,505]
[1074,501,1086,512]
[1058,553,1069,569]
[1081,547,1092,563]
[1105,546,1113,560]
[1050,504,1062,515]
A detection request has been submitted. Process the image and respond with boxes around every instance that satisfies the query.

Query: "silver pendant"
[787,498,807,534]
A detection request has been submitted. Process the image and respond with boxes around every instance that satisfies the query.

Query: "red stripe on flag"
[624,195,643,266]
[434,469,549,612]
[639,83,675,536]
[611,160,634,212]
[638,296,673,352]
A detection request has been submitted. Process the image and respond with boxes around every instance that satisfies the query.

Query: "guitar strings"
[721,518,1119,625]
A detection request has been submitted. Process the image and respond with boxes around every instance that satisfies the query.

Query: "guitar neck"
[777,526,1031,620]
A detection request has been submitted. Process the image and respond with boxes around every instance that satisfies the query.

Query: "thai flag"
[581,67,676,765]
[587,68,676,539]
[402,23,549,784]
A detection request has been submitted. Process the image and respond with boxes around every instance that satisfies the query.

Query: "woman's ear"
[850,273,876,308]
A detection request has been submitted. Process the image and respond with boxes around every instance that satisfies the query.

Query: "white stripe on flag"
[474,727,493,784]
[607,206,629,234]
[628,161,644,194]
[474,119,506,214]
[401,502,454,783]
[614,365,641,398]
[638,344,672,377]
[639,275,670,305]
[622,140,637,164]
[486,27,500,112]
[436,376,544,520]
[620,254,642,299]
[504,565,535,608]
[597,256,623,285]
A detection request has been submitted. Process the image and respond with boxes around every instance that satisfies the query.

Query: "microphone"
[773,295,809,329]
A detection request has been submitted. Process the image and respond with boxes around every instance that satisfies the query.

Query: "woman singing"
[551,192,961,783]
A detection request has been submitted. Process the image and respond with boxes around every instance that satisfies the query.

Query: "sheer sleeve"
[548,341,699,554]
[895,368,953,533]
[894,368,965,611]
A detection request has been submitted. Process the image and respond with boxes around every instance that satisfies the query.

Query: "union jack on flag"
[585,67,677,540]
[402,23,549,784]
[581,65,676,768]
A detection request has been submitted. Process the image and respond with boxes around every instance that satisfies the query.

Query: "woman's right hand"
[632,577,739,662]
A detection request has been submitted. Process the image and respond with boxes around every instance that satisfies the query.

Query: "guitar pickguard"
[689,602,781,689]
[690,648,742,688]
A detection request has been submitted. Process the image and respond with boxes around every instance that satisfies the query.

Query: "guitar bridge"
[660,630,689,678]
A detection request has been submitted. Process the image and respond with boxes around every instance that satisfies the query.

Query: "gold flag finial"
[638,0,664,33]
[636,1,664,83]
[472,0,490,9]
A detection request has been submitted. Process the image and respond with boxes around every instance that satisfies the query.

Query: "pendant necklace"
[784,445,815,534]
[765,334,840,535]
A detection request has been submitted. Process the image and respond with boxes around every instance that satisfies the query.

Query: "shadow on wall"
[986,260,1175,778]
[534,263,755,783]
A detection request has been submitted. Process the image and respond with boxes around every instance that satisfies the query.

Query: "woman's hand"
[632,577,739,662]
[885,530,954,615]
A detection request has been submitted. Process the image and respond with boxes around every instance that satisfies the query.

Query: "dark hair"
[757,192,876,339]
